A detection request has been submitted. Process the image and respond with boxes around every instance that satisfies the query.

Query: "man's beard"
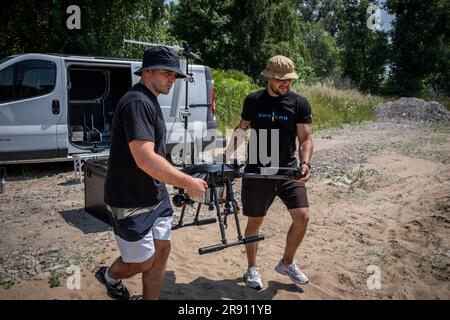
[270,84,289,96]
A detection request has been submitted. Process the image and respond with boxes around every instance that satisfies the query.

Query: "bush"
[213,69,386,132]
[213,69,261,131]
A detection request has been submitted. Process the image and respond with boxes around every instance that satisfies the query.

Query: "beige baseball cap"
[261,55,299,80]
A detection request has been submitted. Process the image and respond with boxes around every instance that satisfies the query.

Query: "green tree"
[336,0,389,93]
[299,21,340,79]
[0,0,167,58]
[386,0,450,96]
[170,0,234,68]
[297,0,343,36]
[232,0,305,81]
[171,0,305,82]
[119,1,181,59]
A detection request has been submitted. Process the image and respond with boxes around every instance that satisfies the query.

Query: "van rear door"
[165,63,209,147]
[0,54,64,161]
[130,62,141,86]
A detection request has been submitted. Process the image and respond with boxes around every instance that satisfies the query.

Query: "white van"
[0,53,219,164]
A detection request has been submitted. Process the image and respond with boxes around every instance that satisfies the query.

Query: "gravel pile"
[372,97,450,122]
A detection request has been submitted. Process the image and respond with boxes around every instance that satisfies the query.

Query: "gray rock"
[372,97,450,122]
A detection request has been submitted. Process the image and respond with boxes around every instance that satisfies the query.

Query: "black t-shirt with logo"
[104,83,167,208]
[241,89,312,172]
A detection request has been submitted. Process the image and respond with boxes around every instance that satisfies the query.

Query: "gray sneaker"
[244,266,263,290]
[275,260,309,285]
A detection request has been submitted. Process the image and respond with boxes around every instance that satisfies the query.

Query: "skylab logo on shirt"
[257,111,289,122]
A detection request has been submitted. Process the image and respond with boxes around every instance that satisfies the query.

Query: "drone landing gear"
[172,176,264,255]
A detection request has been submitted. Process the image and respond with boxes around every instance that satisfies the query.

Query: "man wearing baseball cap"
[96,46,207,300]
[225,55,314,290]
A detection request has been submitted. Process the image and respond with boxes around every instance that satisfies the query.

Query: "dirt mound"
[372,97,450,122]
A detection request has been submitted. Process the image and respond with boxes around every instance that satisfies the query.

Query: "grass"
[294,82,386,131]
[1,279,15,289]
[324,165,386,192]
[431,123,450,134]
[324,165,394,204]
[434,200,450,213]
[424,253,448,271]
[214,70,446,133]
[436,96,450,111]
[48,269,64,288]
[426,136,448,144]
[213,69,386,132]
[392,142,450,164]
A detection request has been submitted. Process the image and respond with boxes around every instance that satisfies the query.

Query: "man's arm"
[224,119,251,161]
[296,123,313,184]
[129,139,207,198]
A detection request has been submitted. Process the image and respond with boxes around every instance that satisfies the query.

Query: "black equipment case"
[84,159,111,225]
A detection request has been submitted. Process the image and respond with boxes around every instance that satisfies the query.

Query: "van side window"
[0,66,14,102]
[69,69,107,100]
[16,60,56,99]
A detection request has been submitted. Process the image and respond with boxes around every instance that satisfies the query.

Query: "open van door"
[0,54,64,161]
[130,62,141,86]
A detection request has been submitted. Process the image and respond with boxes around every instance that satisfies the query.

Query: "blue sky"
[379,0,395,32]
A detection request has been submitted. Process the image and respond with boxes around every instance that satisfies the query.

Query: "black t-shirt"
[241,89,312,172]
[104,83,167,208]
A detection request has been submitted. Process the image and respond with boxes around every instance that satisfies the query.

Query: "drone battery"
[84,159,111,226]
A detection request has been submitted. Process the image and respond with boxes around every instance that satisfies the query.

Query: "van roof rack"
[45,53,141,62]
[123,39,183,52]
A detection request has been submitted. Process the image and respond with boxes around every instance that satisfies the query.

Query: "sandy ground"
[0,120,449,300]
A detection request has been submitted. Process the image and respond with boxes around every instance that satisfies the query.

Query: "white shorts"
[114,216,173,263]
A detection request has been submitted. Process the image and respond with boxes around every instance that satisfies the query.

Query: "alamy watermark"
[66,265,81,290]
[366,265,381,290]
[170,125,281,167]
[66,5,81,30]
[367,4,382,31]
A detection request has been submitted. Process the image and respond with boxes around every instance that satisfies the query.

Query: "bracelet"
[301,161,311,170]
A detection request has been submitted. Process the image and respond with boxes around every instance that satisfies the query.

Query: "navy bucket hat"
[134,46,187,78]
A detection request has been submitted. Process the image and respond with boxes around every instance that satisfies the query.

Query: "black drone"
[171,163,303,254]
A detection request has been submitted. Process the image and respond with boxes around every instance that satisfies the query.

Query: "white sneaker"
[244,266,263,290]
[275,260,309,285]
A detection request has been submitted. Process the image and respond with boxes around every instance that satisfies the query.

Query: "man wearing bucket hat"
[225,55,314,290]
[96,46,208,300]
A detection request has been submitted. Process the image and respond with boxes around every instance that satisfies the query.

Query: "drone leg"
[213,186,227,245]
[197,186,228,254]
[179,205,186,224]
[193,203,201,223]
[225,178,243,240]
[198,176,264,255]
[191,202,216,226]
[171,204,187,230]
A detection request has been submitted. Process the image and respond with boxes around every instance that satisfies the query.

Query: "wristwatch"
[301,161,311,170]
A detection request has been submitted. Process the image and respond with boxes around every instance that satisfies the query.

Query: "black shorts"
[241,178,309,217]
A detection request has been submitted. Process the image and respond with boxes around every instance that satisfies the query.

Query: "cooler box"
[84,159,111,226]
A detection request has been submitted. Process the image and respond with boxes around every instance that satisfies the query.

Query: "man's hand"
[298,163,311,184]
[185,177,208,199]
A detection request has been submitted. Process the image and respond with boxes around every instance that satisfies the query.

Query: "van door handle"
[52,100,60,115]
